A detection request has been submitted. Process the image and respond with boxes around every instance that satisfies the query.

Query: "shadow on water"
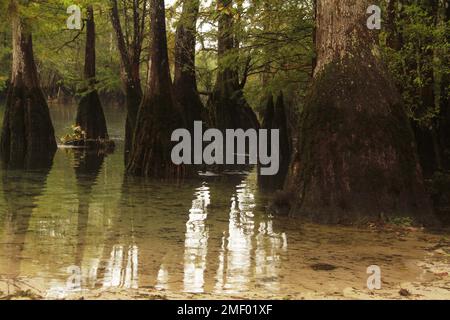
[0,158,54,294]
[94,175,196,290]
[71,149,106,267]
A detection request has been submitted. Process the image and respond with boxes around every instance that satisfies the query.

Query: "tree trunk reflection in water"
[72,150,105,268]
[0,165,53,294]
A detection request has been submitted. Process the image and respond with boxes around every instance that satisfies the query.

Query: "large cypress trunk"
[75,5,109,141]
[126,0,191,178]
[207,0,259,131]
[173,0,204,129]
[285,0,434,224]
[0,0,56,168]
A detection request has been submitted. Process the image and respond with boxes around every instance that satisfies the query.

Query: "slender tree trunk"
[75,5,109,141]
[207,0,259,131]
[110,0,145,162]
[0,0,56,168]
[126,0,192,178]
[173,0,204,129]
[285,0,434,224]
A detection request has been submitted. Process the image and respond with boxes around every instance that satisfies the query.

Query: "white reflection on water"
[1,160,287,297]
[103,244,138,289]
[215,179,287,294]
[183,183,210,293]
[156,264,169,290]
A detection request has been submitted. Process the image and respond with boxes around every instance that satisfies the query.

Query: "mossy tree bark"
[173,0,204,129]
[110,0,146,162]
[285,0,434,224]
[75,5,109,141]
[126,0,192,178]
[0,0,56,169]
[208,0,259,131]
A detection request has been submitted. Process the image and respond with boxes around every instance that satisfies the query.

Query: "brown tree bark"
[0,0,57,169]
[126,0,192,178]
[173,0,204,129]
[75,5,109,142]
[285,0,435,225]
[207,0,259,131]
[110,0,146,162]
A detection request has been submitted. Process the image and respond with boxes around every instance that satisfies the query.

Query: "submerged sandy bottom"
[1,224,449,300]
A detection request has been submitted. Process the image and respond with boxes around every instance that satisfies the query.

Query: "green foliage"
[0,0,126,98]
[380,2,450,128]
[60,124,86,144]
[190,0,314,112]
[0,0,315,108]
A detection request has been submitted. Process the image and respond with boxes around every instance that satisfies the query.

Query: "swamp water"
[0,103,449,300]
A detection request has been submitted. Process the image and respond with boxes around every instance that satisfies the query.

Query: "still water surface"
[0,103,448,299]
